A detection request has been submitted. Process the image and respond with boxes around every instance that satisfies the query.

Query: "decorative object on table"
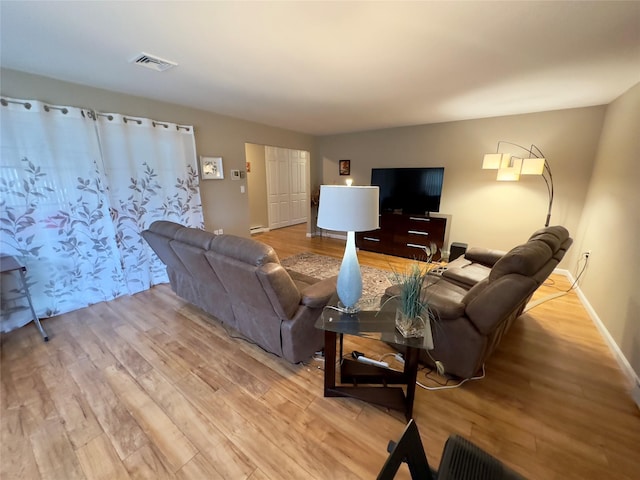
[384,242,438,348]
[339,159,351,176]
[482,141,554,226]
[316,185,379,312]
[200,156,224,180]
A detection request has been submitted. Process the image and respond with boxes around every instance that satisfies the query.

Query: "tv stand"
[356,212,447,261]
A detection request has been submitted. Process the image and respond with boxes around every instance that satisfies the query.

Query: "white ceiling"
[1,1,639,135]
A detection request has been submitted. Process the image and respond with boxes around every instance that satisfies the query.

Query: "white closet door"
[266,146,291,229]
[289,150,308,225]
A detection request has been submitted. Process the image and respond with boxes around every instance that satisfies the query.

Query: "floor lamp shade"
[317,186,379,310]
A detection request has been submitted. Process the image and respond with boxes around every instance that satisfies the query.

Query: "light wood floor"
[2,224,639,479]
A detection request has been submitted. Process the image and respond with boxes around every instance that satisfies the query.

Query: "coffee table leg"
[324,330,337,394]
[404,346,420,420]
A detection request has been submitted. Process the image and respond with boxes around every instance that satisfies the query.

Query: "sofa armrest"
[464,247,507,267]
[300,276,337,308]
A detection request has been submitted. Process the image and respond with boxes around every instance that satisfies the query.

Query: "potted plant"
[387,243,439,349]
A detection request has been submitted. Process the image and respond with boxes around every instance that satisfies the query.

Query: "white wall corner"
[555,268,640,393]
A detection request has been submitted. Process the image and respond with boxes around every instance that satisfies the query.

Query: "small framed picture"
[339,159,351,176]
[200,156,224,180]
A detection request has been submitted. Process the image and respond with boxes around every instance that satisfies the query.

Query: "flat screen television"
[371,167,444,215]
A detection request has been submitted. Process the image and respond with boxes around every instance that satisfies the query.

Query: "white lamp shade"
[496,157,522,181]
[317,185,379,232]
[521,157,546,175]
[482,153,503,169]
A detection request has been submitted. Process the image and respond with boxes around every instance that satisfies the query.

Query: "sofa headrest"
[489,241,553,281]
[147,220,185,239]
[528,226,570,253]
[174,227,216,250]
[211,234,280,266]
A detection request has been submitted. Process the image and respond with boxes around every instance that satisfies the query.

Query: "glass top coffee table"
[315,296,432,420]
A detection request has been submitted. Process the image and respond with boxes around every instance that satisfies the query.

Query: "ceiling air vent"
[129,52,178,72]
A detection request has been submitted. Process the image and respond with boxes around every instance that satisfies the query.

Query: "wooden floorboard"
[1,223,639,479]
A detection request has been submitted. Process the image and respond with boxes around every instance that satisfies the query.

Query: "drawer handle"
[409,217,431,222]
[408,230,429,236]
[407,243,428,250]
[363,237,381,242]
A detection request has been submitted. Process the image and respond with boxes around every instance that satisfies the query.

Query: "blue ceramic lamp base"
[336,231,363,312]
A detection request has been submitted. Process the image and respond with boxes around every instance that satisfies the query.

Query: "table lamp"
[316,185,380,312]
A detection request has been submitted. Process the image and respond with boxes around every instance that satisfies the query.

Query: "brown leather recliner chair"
[385,226,573,379]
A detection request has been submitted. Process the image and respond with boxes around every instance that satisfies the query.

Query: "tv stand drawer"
[356,213,446,261]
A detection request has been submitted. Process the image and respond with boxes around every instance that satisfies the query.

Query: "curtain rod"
[1,98,32,109]
[2,96,193,132]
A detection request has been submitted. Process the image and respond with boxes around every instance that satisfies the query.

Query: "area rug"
[280,252,395,301]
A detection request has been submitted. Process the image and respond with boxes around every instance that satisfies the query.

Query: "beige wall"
[0,68,315,236]
[245,143,269,230]
[317,107,606,267]
[576,83,640,382]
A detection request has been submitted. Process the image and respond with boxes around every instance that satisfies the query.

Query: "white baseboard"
[309,230,347,240]
[554,268,640,400]
[249,227,269,235]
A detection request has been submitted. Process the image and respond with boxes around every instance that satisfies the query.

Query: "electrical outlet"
[584,250,591,259]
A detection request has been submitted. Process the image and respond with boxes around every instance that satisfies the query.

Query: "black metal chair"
[377,420,525,480]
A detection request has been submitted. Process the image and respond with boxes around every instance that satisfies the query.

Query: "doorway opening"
[245,143,310,234]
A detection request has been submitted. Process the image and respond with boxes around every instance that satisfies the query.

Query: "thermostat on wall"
[230,169,241,180]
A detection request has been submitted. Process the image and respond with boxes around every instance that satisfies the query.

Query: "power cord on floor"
[416,364,486,391]
[524,252,590,312]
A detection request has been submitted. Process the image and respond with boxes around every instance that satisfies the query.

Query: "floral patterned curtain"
[94,112,202,294]
[0,97,202,332]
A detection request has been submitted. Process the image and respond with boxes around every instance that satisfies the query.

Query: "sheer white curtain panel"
[0,99,124,330]
[95,113,202,294]
[0,97,203,332]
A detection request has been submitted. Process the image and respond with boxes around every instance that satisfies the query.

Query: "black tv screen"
[371,167,444,215]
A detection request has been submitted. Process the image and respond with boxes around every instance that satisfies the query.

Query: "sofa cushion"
[147,220,184,239]
[141,221,189,274]
[174,227,216,250]
[463,247,506,266]
[489,241,552,281]
[442,263,492,288]
[465,275,536,335]
[256,263,302,319]
[211,234,279,266]
[528,225,570,253]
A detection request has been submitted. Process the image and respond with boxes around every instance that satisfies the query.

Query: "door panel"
[265,146,308,230]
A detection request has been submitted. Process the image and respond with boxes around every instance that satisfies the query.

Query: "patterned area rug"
[280,252,395,301]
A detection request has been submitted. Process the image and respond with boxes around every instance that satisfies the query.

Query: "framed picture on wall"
[200,156,224,180]
[339,159,351,176]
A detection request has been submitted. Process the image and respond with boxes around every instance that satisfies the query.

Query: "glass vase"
[395,309,434,349]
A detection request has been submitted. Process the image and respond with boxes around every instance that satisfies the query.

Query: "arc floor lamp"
[482,141,554,227]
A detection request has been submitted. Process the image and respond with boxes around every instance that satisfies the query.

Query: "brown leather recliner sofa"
[142,221,336,363]
[385,226,573,379]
